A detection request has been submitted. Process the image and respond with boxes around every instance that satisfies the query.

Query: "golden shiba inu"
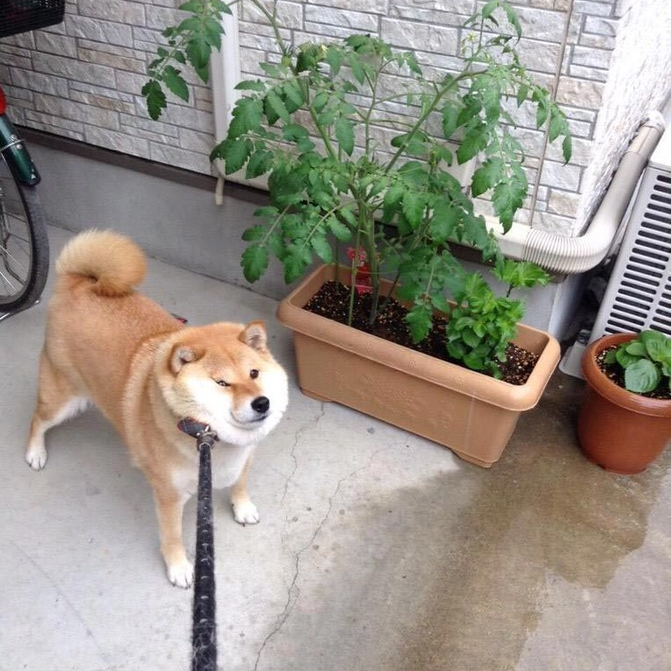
[26,230,289,587]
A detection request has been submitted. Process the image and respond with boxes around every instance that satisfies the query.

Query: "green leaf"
[283,123,310,142]
[259,62,282,78]
[492,167,527,231]
[283,245,313,283]
[463,352,487,371]
[185,34,212,78]
[481,0,499,22]
[479,76,502,123]
[203,17,223,49]
[562,135,572,164]
[340,208,358,226]
[283,80,304,112]
[335,116,355,156]
[348,53,366,84]
[516,83,529,107]
[162,65,189,102]
[246,149,274,178]
[457,122,488,164]
[402,191,425,228]
[615,346,642,369]
[252,206,279,220]
[429,200,458,242]
[142,80,167,121]
[549,111,566,143]
[241,245,269,283]
[461,327,482,348]
[312,91,329,112]
[441,104,461,139]
[227,97,264,138]
[494,258,550,289]
[624,341,647,358]
[533,90,550,128]
[624,359,661,394]
[236,80,267,92]
[471,158,504,197]
[179,1,202,11]
[221,137,253,174]
[382,182,404,223]
[326,46,343,75]
[311,233,333,263]
[328,215,352,241]
[265,90,290,124]
[241,224,267,242]
[502,2,523,39]
[640,330,668,358]
[406,305,433,344]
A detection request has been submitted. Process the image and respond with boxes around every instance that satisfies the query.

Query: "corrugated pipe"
[492,115,665,274]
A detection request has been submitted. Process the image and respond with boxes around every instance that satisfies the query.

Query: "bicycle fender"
[0,115,40,186]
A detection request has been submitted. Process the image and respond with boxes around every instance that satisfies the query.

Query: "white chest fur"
[171,442,255,497]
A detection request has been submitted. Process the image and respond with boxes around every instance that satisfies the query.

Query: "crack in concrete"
[280,404,326,506]
[253,438,392,671]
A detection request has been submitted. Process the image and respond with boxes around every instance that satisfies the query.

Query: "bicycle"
[0,84,49,317]
[0,0,65,318]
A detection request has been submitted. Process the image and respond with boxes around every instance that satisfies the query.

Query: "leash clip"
[177,417,219,452]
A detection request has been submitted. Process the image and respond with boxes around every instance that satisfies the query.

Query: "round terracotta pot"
[578,333,671,474]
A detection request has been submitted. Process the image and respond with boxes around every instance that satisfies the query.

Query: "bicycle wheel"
[0,153,49,312]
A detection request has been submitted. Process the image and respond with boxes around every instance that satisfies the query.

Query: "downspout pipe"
[492,115,665,274]
[210,4,240,205]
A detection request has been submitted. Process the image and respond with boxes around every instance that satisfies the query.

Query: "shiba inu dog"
[26,230,289,587]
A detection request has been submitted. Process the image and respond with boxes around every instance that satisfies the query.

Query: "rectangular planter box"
[277,264,560,467]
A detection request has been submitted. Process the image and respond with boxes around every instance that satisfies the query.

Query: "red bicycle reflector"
[0,88,6,115]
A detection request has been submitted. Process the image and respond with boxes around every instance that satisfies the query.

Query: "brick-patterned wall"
[1,0,669,235]
[574,0,671,233]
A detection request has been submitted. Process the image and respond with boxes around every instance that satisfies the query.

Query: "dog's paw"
[25,445,47,470]
[167,559,194,589]
[232,500,260,526]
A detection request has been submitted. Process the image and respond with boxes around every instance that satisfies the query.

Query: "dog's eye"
[250,369,259,379]
[215,379,230,388]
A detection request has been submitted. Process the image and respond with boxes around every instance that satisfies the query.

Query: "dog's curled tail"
[56,230,147,297]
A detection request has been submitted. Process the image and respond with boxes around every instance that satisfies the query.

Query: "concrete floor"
[1,226,670,671]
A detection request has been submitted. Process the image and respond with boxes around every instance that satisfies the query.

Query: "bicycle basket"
[0,0,65,38]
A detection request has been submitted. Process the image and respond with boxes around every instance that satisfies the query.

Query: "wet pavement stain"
[264,373,671,671]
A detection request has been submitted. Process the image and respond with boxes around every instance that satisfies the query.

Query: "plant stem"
[348,226,363,326]
[384,73,467,174]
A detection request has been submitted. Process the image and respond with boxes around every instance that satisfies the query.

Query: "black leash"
[177,418,220,671]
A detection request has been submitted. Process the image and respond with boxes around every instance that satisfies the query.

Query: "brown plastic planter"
[578,333,671,474]
[276,264,561,468]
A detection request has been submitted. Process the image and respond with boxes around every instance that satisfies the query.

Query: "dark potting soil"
[597,345,671,400]
[303,281,539,386]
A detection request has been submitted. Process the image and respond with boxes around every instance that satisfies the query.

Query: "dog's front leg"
[230,455,260,525]
[153,485,193,588]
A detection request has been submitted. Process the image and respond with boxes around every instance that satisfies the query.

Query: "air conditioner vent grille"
[592,166,671,339]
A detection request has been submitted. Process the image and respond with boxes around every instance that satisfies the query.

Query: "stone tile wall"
[0,0,669,235]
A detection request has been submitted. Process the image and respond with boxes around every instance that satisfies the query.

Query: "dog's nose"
[251,396,270,414]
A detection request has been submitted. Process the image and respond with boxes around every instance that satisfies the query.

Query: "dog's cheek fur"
[261,366,290,418]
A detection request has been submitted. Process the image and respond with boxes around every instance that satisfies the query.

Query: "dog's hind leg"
[26,351,88,470]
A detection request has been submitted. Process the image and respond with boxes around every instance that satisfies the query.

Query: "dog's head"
[157,321,288,446]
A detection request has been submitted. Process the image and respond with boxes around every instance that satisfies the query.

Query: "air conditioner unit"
[559,120,671,378]
[589,126,671,340]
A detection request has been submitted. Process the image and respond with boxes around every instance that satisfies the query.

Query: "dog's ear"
[170,344,202,374]
[240,321,267,353]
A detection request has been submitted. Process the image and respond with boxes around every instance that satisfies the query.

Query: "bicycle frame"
[0,86,40,186]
